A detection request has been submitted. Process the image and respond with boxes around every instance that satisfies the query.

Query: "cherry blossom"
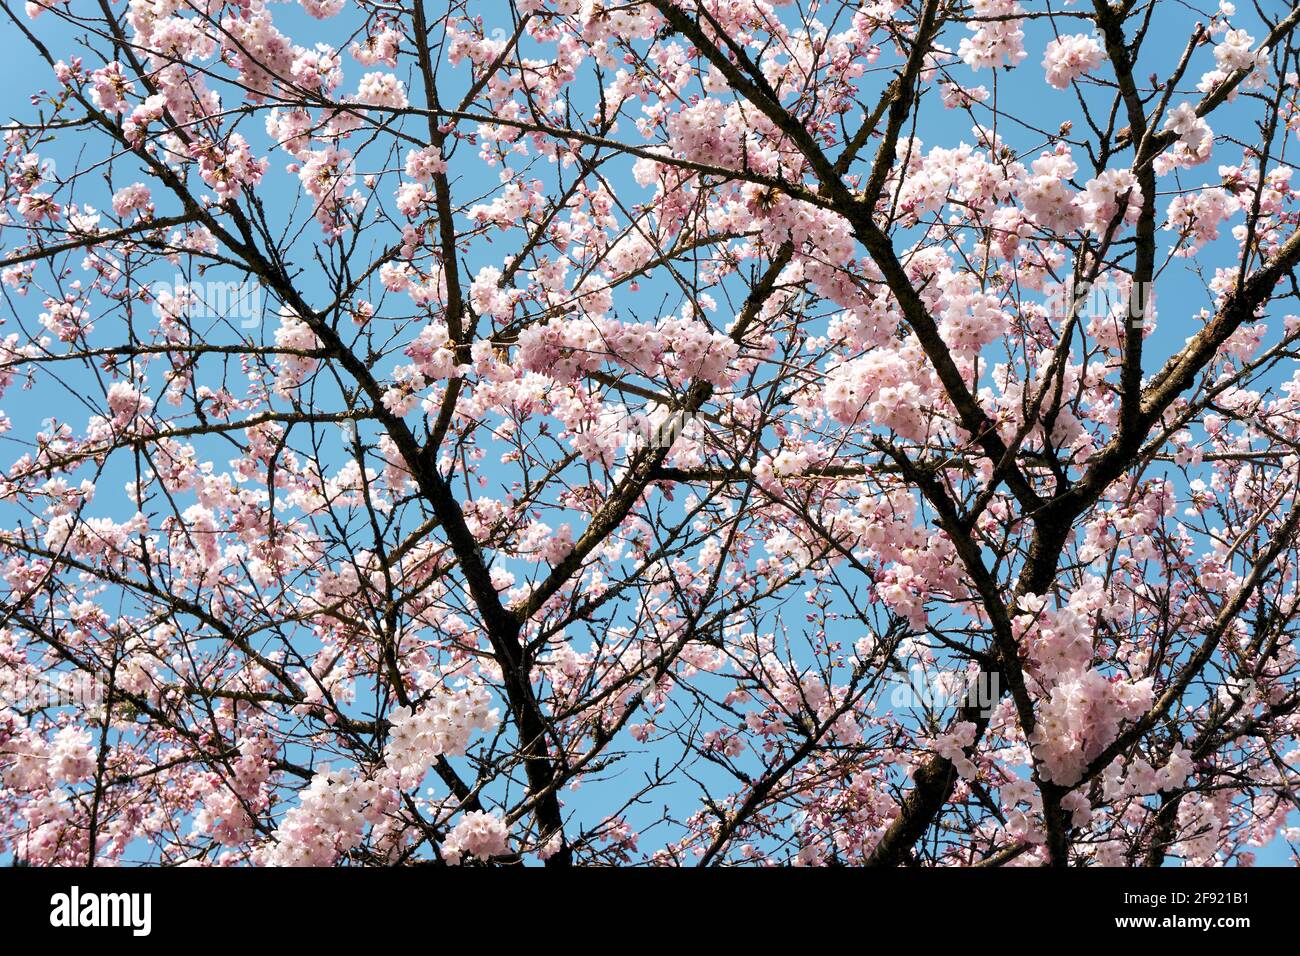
[1042,34,1105,90]
[1,0,1299,872]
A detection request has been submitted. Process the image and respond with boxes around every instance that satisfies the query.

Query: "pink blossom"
[440,811,511,865]
[110,183,152,218]
[1042,34,1105,89]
